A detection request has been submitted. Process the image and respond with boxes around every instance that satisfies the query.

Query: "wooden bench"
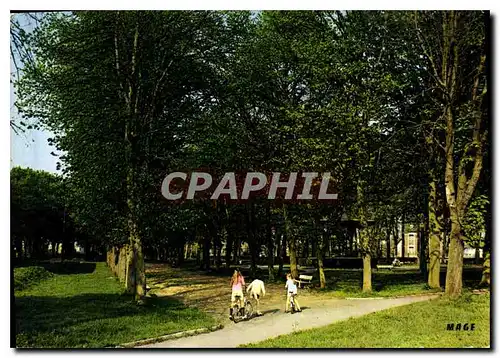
[296,275,313,288]
[376,265,394,271]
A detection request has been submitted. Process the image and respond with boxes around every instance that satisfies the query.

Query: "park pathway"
[141,294,439,348]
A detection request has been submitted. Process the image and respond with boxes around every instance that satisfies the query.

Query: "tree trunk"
[316,229,326,289]
[214,235,222,271]
[442,215,449,263]
[386,229,391,259]
[289,237,298,279]
[266,203,274,281]
[362,252,372,293]
[393,221,399,257]
[178,244,185,266]
[401,214,405,259]
[480,252,490,286]
[124,244,135,294]
[317,247,326,289]
[480,208,491,286]
[133,238,146,301]
[444,219,464,298]
[428,178,442,288]
[225,232,233,268]
[196,242,201,265]
[474,244,481,265]
[125,162,146,301]
[283,205,298,278]
[418,226,426,275]
[277,233,285,277]
[234,237,241,265]
[202,236,211,270]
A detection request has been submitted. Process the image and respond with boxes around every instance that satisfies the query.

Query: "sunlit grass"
[243,293,490,348]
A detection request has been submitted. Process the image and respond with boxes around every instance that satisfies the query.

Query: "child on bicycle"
[285,273,302,313]
[229,269,246,320]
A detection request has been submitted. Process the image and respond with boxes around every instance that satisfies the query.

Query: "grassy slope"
[15,262,216,348]
[243,293,490,348]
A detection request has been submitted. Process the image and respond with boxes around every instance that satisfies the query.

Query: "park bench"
[296,274,313,288]
[376,264,394,271]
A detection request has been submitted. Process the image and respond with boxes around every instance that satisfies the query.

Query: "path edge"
[345,292,443,300]
[115,324,224,348]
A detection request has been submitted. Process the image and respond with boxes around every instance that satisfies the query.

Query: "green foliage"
[14,266,53,291]
[12,11,489,281]
[10,166,71,259]
[463,194,489,247]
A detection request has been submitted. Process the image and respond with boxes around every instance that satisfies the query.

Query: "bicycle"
[230,294,253,323]
[288,292,301,314]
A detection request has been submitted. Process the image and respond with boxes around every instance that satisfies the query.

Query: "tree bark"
[401,214,405,259]
[444,220,464,298]
[214,235,222,271]
[480,252,490,286]
[480,207,491,286]
[474,244,481,265]
[283,204,298,278]
[289,236,298,279]
[246,203,258,277]
[225,232,233,268]
[124,244,135,294]
[386,228,391,259]
[202,236,211,270]
[266,202,274,281]
[416,11,487,298]
[234,236,241,265]
[428,178,442,288]
[315,224,326,289]
[393,221,398,257]
[277,233,285,277]
[362,252,372,293]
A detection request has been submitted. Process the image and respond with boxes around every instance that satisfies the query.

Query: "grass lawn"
[243,293,490,348]
[15,261,216,348]
[313,267,482,298]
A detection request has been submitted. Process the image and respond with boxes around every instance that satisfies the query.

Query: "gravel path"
[141,294,439,348]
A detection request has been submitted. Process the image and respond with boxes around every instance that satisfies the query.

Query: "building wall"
[396,232,419,258]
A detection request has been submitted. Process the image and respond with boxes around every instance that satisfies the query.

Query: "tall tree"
[414,11,488,297]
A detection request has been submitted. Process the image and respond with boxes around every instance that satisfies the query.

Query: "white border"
[4,0,499,10]
[3,2,498,358]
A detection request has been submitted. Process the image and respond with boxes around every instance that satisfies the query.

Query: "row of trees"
[11,167,103,262]
[12,10,489,300]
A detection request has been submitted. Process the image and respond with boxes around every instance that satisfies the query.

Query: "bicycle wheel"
[245,300,253,318]
[232,303,240,322]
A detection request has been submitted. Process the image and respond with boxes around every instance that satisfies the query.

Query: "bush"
[14,266,53,291]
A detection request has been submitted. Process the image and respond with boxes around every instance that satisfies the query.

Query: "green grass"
[243,293,490,348]
[14,266,54,291]
[310,267,482,298]
[15,262,216,348]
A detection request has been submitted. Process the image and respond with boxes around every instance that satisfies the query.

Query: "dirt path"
[142,294,439,348]
[145,263,321,324]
